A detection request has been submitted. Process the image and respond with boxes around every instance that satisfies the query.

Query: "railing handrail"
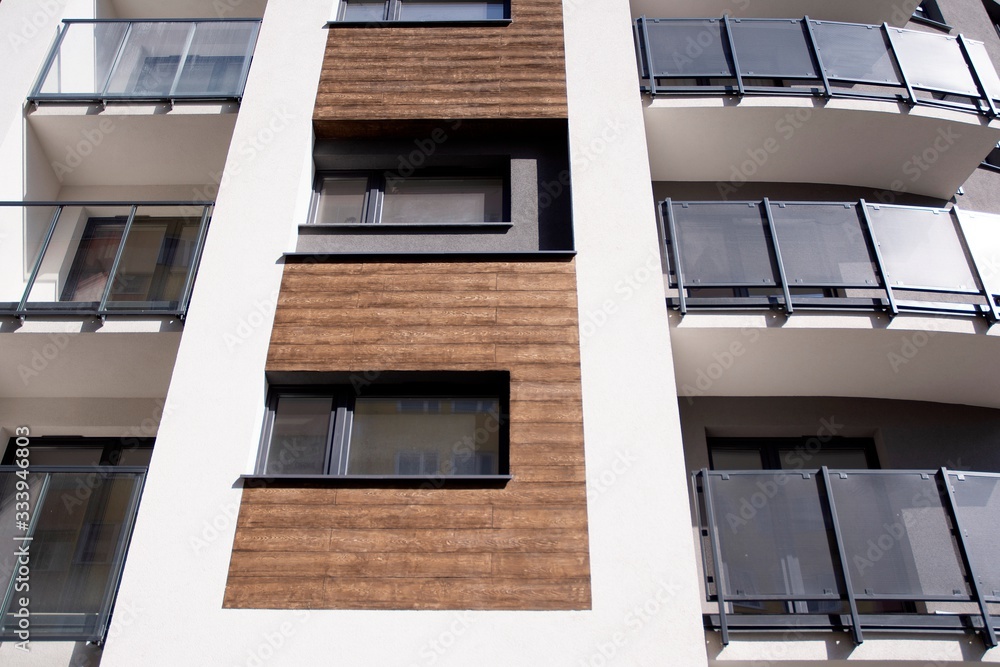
[0,200,215,207]
[59,18,263,24]
[30,19,260,102]
[662,198,1000,322]
[694,466,1000,648]
[636,15,1000,118]
[1,202,214,320]
[0,465,148,473]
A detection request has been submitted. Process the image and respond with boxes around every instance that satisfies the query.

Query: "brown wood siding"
[224,258,591,610]
[313,0,568,128]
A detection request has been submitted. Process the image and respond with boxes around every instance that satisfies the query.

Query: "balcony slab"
[644,97,1000,200]
[669,310,1000,409]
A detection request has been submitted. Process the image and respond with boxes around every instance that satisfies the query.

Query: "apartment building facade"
[0,0,997,665]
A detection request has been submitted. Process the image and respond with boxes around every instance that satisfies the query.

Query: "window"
[337,0,509,22]
[312,170,507,225]
[912,0,947,27]
[708,437,879,472]
[61,216,201,305]
[257,375,509,477]
[0,438,151,641]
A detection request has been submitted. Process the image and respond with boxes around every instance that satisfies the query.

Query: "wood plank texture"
[226,258,589,611]
[314,0,567,125]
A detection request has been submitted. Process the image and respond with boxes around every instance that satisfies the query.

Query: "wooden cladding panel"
[224,259,590,611]
[314,0,568,124]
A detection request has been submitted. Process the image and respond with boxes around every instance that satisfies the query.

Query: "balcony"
[628,1,922,27]
[30,19,260,103]
[694,468,1000,647]
[0,201,213,319]
[0,467,146,642]
[634,18,1000,198]
[661,199,999,322]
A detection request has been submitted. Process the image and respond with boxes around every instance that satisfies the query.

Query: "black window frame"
[1,436,154,466]
[707,436,880,471]
[254,374,511,480]
[0,436,152,643]
[310,167,512,228]
[334,0,511,24]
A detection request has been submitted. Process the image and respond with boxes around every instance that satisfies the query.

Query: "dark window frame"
[707,436,880,471]
[0,436,151,643]
[335,0,511,24]
[255,375,511,480]
[310,167,511,227]
[1,436,154,466]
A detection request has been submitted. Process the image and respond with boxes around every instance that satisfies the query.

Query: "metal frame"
[662,199,998,321]
[29,19,261,104]
[634,16,1000,118]
[695,467,1000,647]
[335,0,511,23]
[0,466,148,644]
[258,378,511,478]
[0,201,213,320]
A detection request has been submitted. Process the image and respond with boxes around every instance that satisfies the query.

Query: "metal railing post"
[664,200,688,314]
[803,17,832,98]
[699,470,731,645]
[762,198,794,315]
[16,206,64,317]
[97,205,139,317]
[722,16,744,97]
[820,467,864,645]
[940,468,998,648]
[858,200,899,317]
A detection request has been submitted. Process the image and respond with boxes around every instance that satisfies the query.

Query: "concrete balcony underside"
[0,324,181,399]
[669,311,1000,409]
[26,105,237,187]
[644,97,1000,200]
[630,0,922,27]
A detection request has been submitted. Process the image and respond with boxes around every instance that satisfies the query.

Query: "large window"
[312,170,506,225]
[0,438,151,641]
[257,375,509,477]
[337,0,509,22]
[61,216,201,305]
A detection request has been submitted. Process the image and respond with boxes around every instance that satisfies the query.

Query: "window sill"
[327,19,511,28]
[300,222,513,231]
[240,474,513,488]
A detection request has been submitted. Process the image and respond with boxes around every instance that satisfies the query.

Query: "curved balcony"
[629,0,921,27]
[694,467,999,647]
[662,200,1000,409]
[634,18,1000,198]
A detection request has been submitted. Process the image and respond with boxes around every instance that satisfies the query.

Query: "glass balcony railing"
[635,17,1000,117]
[0,467,146,642]
[0,201,213,318]
[661,200,1000,322]
[30,19,260,103]
[694,468,1000,647]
